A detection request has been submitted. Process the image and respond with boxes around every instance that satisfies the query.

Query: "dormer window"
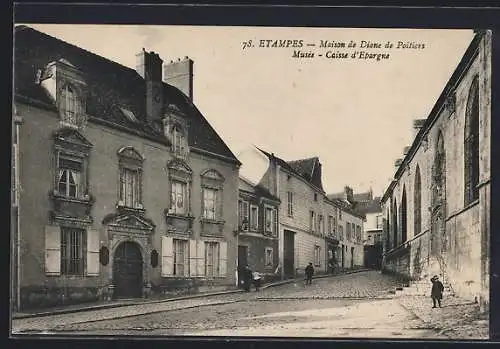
[39,59,87,129]
[172,125,186,158]
[163,111,190,160]
[61,84,79,125]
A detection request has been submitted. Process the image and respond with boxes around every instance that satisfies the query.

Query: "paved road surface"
[12,271,445,339]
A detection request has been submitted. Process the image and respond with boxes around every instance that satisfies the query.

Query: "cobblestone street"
[11,271,487,339]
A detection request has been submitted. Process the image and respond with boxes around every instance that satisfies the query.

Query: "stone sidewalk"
[397,295,489,340]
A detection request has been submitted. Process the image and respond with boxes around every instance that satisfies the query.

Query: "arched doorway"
[113,241,143,299]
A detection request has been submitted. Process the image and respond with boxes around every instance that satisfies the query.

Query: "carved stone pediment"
[103,212,155,231]
[117,146,144,163]
[53,127,93,153]
[167,158,193,175]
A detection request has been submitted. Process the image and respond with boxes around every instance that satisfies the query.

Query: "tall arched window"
[386,211,390,251]
[414,165,422,236]
[432,132,446,207]
[464,76,480,205]
[401,186,408,243]
[392,197,398,248]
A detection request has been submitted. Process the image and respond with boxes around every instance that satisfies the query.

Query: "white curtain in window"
[171,181,186,214]
[203,189,216,220]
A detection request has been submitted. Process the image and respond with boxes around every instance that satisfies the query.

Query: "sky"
[25,24,474,197]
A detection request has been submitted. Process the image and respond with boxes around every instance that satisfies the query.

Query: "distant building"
[380,30,491,311]
[238,147,365,280]
[12,26,241,311]
[237,177,280,286]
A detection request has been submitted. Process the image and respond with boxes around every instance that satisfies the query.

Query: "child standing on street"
[431,275,444,308]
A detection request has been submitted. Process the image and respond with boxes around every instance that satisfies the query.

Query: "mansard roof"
[14,25,240,166]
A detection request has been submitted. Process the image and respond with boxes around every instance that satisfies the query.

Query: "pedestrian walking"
[253,271,262,291]
[243,265,252,292]
[430,275,444,308]
[305,262,314,286]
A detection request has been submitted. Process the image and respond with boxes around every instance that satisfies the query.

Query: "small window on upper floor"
[314,193,318,201]
[172,125,187,159]
[60,84,82,127]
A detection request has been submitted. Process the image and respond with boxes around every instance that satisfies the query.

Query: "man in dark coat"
[431,275,444,308]
[305,262,314,285]
[243,265,252,292]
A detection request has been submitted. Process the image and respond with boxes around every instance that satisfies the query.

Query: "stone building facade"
[330,187,383,269]
[238,148,365,280]
[237,177,280,285]
[381,30,491,310]
[12,26,241,311]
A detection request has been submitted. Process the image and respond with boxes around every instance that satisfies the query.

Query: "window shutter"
[272,209,278,236]
[217,190,223,220]
[86,229,100,276]
[196,241,205,276]
[219,241,227,277]
[161,236,174,277]
[45,225,61,276]
[189,239,197,277]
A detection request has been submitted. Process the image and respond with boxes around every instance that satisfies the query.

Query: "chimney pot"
[164,56,194,101]
[184,56,188,59]
[403,146,410,155]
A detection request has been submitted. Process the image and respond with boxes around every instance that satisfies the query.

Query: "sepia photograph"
[11,21,491,340]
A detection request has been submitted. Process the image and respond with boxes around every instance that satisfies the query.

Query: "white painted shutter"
[189,239,197,277]
[219,241,227,277]
[45,225,61,276]
[196,241,205,277]
[86,229,100,276]
[161,236,174,277]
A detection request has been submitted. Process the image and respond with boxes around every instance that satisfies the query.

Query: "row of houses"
[11,26,365,311]
[236,150,366,284]
[380,30,491,312]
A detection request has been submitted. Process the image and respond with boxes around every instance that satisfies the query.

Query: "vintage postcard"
[11,23,491,340]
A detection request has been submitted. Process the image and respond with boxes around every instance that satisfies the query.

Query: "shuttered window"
[61,227,85,275]
[173,239,189,277]
[205,242,220,277]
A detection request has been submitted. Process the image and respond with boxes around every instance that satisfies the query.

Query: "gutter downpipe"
[13,108,22,311]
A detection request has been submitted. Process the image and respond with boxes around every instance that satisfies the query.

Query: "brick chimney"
[164,56,194,102]
[412,119,426,139]
[136,48,164,124]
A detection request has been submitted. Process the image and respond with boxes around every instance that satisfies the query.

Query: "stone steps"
[394,280,453,297]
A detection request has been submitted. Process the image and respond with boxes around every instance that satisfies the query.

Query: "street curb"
[13,268,371,320]
[12,288,245,320]
[261,268,370,289]
[53,299,249,331]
